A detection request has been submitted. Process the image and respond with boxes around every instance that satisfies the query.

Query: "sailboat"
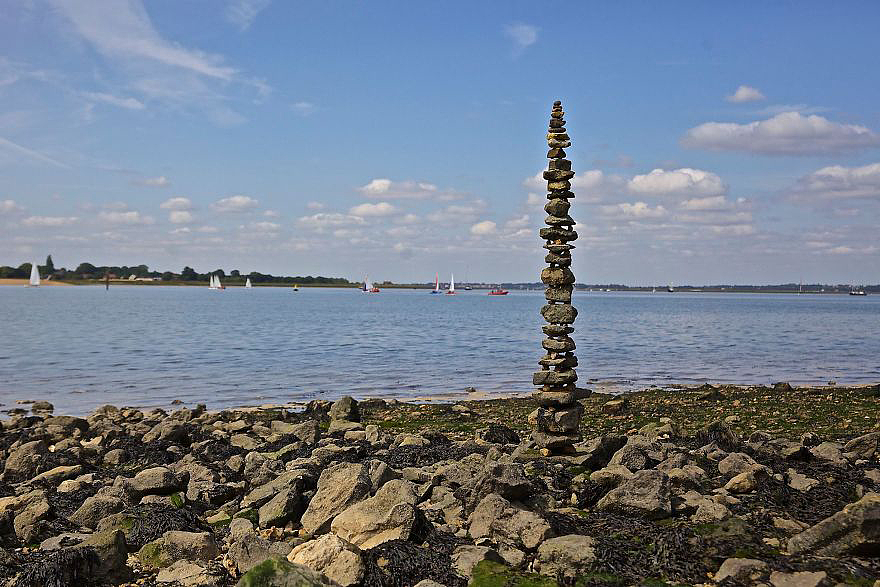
[667,283,675,293]
[292,284,299,291]
[209,275,216,289]
[445,274,456,295]
[430,272,441,294]
[245,277,252,289]
[362,277,379,293]
[216,275,224,290]
[26,262,40,287]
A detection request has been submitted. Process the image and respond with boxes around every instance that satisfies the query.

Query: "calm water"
[1,286,878,415]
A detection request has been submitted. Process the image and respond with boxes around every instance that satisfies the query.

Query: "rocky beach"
[1,383,879,587]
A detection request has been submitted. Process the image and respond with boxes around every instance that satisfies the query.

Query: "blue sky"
[1,1,879,284]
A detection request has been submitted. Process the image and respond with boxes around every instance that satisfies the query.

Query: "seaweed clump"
[13,547,99,587]
[384,442,488,469]
[124,504,208,550]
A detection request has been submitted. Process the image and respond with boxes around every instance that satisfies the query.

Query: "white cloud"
[470,220,497,235]
[170,227,190,234]
[349,202,397,217]
[396,213,420,225]
[505,214,530,229]
[263,209,280,217]
[98,210,154,225]
[160,197,192,210]
[197,226,219,233]
[427,202,486,224]
[168,210,193,224]
[629,168,725,197]
[1,199,23,213]
[600,202,668,219]
[139,176,170,187]
[791,162,880,201]
[726,85,765,103]
[225,0,271,31]
[682,112,880,155]
[251,221,280,231]
[526,193,543,207]
[357,178,456,200]
[306,201,324,210]
[22,215,78,227]
[679,195,732,211]
[504,23,538,53]
[0,136,69,168]
[213,195,258,212]
[297,213,366,230]
[84,91,145,110]
[292,101,315,116]
[51,0,236,80]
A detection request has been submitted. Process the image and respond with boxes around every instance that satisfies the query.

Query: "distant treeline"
[0,256,350,285]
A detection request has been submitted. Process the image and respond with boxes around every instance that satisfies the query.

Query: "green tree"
[181,266,197,280]
[45,255,54,273]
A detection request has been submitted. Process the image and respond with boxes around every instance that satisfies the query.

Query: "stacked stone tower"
[530,100,587,455]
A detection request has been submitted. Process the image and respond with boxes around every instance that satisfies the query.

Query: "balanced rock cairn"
[530,100,588,455]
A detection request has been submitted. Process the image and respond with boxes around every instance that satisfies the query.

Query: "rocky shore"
[1,383,879,587]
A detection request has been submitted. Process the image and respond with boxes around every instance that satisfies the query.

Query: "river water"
[1,286,878,415]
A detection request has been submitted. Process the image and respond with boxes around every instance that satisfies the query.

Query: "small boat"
[362,277,379,293]
[430,272,441,294]
[26,262,40,287]
[216,275,225,290]
[667,283,675,293]
[488,285,508,295]
[445,274,456,295]
[652,287,656,293]
[293,284,299,291]
[850,287,867,296]
[245,277,252,289]
[464,285,472,291]
[209,275,216,289]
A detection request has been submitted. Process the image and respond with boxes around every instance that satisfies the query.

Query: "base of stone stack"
[532,388,591,408]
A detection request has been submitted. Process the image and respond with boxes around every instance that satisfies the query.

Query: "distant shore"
[0,278,72,286]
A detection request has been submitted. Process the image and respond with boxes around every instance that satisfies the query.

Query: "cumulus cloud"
[213,195,258,212]
[427,201,486,224]
[263,209,280,217]
[470,220,497,235]
[22,215,79,227]
[251,221,280,231]
[505,214,530,229]
[629,168,725,197]
[99,210,154,225]
[682,112,880,155]
[159,197,192,210]
[504,23,538,54]
[1,199,23,213]
[791,162,880,201]
[349,202,397,217]
[306,201,325,210]
[297,213,366,230]
[600,202,668,219]
[138,176,170,187]
[168,210,193,224]
[726,85,765,103]
[679,195,733,211]
[357,178,457,200]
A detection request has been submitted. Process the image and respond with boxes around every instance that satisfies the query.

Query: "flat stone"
[542,336,576,352]
[532,389,589,407]
[541,267,575,286]
[533,535,596,580]
[546,180,571,191]
[548,140,571,148]
[596,470,671,520]
[544,215,575,227]
[300,463,371,536]
[544,285,572,303]
[330,479,418,549]
[544,199,570,216]
[532,369,577,386]
[548,158,571,170]
[543,170,574,181]
[788,493,880,556]
[714,558,768,582]
[288,534,364,587]
[543,243,574,253]
[540,227,578,242]
[769,571,826,587]
[547,148,567,158]
[541,324,574,336]
[546,189,575,200]
[536,354,577,369]
[531,431,578,451]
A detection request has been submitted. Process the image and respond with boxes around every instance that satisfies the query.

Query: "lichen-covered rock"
[450,545,503,579]
[714,558,768,582]
[533,535,596,580]
[596,470,671,519]
[236,557,335,587]
[468,493,553,550]
[138,531,219,569]
[788,493,880,556]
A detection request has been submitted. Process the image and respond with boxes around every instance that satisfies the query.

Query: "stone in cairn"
[530,100,589,455]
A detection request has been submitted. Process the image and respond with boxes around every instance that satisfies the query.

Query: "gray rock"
[467,493,553,550]
[300,462,371,536]
[13,494,51,542]
[2,440,47,481]
[466,462,532,505]
[291,420,321,445]
[718,452,764,477]
[70,494,125,529]
[31,400,54,411]
[844,432,880,460]
[242,470,311,509]
[787,468,819,492]
[714,558,768,582]
[413,581,447,587]
[288,533,364,587]
[331,479,417,549]
[788,493,880,556]
[130,466,182,497]
[725,469,767,493]
[769,570,827,587]
[810,441,846,465]
[143,421,187,443]
[596,470,671,520]
[230,517,255,542]
[157,560,223,586]
[39,532,90,550]
[533,534,597,580]
[450,545,503,579]
[330,397,360,422]
[227,533,292,574]
[138,531,220,569]
[235,557,335,587]
[78,529,128,579]
[589,465,633,488]
[259,487,304,528]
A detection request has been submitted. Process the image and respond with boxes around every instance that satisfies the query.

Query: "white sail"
[449,273,455,293]
[245,277,252,288]
[434,272,439,292]
[29,262,40,287]
[216,275,222,289]
[209,275,215,288]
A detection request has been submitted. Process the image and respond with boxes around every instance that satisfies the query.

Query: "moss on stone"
[169,492,184,508]
[471,560,557,587]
